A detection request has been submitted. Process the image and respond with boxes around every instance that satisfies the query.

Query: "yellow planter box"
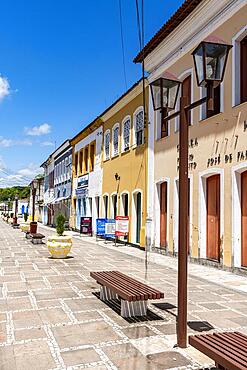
[47,235,72,259]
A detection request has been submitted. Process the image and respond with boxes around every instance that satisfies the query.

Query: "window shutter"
[240,36,247,104]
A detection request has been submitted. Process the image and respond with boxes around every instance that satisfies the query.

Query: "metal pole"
[177,96,189,348]
[32,188,36,222]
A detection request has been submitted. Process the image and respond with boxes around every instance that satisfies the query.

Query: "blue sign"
[105,219,116,238]
[96,218,106,236]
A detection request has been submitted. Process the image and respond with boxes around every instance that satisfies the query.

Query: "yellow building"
[100,79,148,248]
[70,118,103,232]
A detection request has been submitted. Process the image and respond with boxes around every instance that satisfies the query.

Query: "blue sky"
[0,0,183,187]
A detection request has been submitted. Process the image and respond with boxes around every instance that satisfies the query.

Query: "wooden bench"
[90,270,164,318]
[30,233,45,244]
[12,223,20,229]
[189,331,247,370]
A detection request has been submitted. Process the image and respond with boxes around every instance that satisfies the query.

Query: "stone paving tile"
[2,220,247,369]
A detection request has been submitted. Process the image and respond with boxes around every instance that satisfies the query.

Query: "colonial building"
[134,0,247,269]
[70,118,103,232]
[53,140,72,223]
[101,79,148,248]
[41,154,55,226]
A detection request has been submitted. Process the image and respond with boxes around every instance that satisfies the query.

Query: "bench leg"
[31,239,43,244]
[121,300,147,318]
[215,363,225,370]
[100,286,117,301]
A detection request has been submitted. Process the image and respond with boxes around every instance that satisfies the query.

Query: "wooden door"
[136,192,141,244]
[206,175,220,261]
[241,171,247,266]
[160,182,167,248]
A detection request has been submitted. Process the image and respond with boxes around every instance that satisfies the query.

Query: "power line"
[118,0,128,90]
[135,0,142,50]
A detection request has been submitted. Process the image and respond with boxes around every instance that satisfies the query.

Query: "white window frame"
[104,129,111,161]
[122,115,131,152]
[232,25,247,107]
[112,123,120,157]
[133,106,144,147]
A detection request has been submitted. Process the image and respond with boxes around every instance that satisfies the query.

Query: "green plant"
[56,214,65,236]
[23,212,28,222]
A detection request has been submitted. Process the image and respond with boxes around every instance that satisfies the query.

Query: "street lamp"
[150,36,232,348]
[150,71,181,111]
[192,35,232,87]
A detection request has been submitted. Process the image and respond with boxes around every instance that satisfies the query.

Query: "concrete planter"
[20,222,30,232]
[47,235,72,259]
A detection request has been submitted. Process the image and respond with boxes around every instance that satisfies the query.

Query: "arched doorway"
[160,182,167,248]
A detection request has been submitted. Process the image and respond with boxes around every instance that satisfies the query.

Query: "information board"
[80,217,92,236]
[105,219,116,238]
[96,218,106,236]
[115,216,129,237]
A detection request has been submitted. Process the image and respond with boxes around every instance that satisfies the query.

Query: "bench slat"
[209,333,247,364]
[115,271,163,299]
[105,271,152,299]
[189,333,247,370]
[217,332,247,353]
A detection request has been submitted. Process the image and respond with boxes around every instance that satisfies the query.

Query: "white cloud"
[0,137,32,147]
[0,76,10,102]
[17,163,42,178]
[41,140,54,147]
[25,123,51,136]
[0,138,13,147]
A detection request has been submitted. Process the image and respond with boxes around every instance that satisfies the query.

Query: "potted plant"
[47,214,72,259]
[20,212,30,232]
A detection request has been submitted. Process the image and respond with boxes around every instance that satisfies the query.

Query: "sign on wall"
[115,216,129,237]
[96,218,106,236]
[105,219,116,238]
[80,217,92,236]
[78,174,89,188]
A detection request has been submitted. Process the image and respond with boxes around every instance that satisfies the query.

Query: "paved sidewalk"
[1,220,247,369]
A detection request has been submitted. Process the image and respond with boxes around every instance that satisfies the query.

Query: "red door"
[241,171,247,266]
[160,182,167,248]
[207,175,220,261]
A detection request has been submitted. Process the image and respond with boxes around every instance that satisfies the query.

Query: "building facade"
[41,154,55,226]
[53,140,72,223]
[135,0,247,269]
[101,80,148,248]
[70,119,103,232]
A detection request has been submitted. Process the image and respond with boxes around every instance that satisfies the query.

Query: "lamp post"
[150,36,232,348]
[30,178,38,234]
[14,196,18,224]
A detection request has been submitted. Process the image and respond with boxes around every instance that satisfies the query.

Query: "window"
[240,36,247,104]
[103,195,108,218]
[104,130,110,160]
[233,28,247,106]
[79,150,83,175]
[84,147,89,173]
[201,84,221,119]
[112,124,119,156]
[90,143,95,172]
[123,118,130,152]
[74,153,78,176]
[111,194,118,219]
[135,109,144,146]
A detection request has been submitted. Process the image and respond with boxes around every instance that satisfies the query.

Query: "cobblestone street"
[1,220,247,369]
